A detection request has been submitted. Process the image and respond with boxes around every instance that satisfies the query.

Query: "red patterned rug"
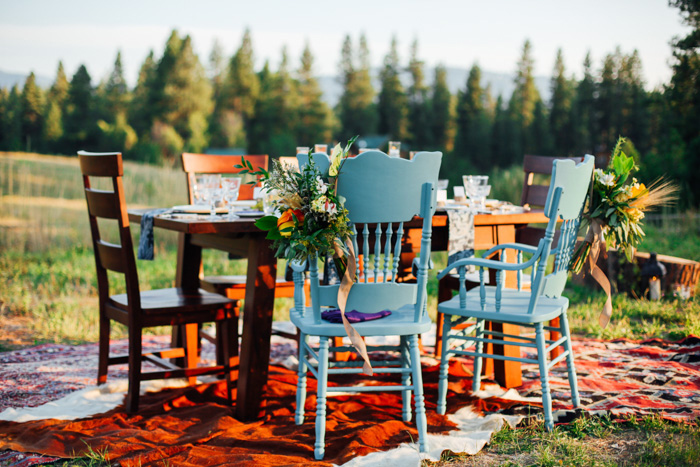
[1,335,699,466]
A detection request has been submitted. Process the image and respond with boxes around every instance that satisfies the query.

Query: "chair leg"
[184,323,199,386]
[220,315,236,406]
[472,319,485,393]
[125,326,143,414]
[400,336,412,422]
[437,313,452,415]
[559,311,580,408]
[295,332,308,425]
[97,312,110,385]
[535,322,553,430]
[314,337,330,460]
[408,335,429,453]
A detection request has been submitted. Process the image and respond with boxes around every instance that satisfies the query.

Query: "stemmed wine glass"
[462,175,489,209]
[222,177,241,220]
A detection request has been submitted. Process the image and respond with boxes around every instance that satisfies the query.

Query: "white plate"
[172,204,226,214]
[237,210,265,218]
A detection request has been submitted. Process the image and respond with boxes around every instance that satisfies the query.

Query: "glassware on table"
[314,143,328,154]
[296,146,310,155]
[206,174,223,220]
[473,184,491,209]
[453,186,466,202]
[462,175,489,209]
[222,177,242,220]
[388,141,401,157]
[437,179,449,190]
[262,189,280,215]
[359,148,378,154]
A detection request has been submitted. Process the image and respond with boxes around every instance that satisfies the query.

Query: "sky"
[0,0,690,89]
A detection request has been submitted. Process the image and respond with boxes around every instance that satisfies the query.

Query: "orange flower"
[277,209,304,237]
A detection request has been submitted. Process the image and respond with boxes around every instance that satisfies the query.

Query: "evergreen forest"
[0,1,699,206]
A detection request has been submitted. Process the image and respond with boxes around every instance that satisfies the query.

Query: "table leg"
[492,225,523,388]
[236,236,277,421]
[173,233,203,371]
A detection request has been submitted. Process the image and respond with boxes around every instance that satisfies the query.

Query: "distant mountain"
[317,67,551,107]
[0,70,52,90]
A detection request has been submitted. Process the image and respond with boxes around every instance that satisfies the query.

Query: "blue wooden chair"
[436,155,594,430]
[291,150,442,459]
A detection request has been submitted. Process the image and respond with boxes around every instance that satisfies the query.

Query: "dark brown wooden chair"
[78,150,237,413]
[181,153,304,345]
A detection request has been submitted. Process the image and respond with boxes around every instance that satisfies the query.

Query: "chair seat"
[202,275,297,288]
[291,304,432,337]
[108,287,235,314]
[437,287,568,324]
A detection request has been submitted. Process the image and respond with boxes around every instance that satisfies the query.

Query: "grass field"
[2,151,699,466]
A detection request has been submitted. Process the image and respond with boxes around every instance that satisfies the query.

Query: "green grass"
[426,415,700,466]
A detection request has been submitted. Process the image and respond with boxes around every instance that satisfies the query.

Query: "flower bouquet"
[569,137,677,326]
[237,137,357,272]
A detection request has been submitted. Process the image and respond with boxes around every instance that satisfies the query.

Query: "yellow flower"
[626,207,644,223]
[328,143,343,176]
[277,209,304,237]
[282,193,303,210]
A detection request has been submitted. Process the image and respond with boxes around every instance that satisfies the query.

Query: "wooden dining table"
[129,207,548,420]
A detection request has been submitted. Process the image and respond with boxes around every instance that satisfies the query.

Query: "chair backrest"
[181,153,268,202]
[302,150,442,324]
[529,154,594,305]
[78,151,141,312]
[521,154,586,208]
[297,152,331,177]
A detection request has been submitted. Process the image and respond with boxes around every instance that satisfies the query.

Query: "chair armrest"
[437,255,536,279]
[412,256,434,277]
[290,258,307,272]
[483,242,539,258]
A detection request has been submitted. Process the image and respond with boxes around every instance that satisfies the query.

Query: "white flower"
[596,169,616,187]
[316,176,328,194]
[311,195,337,215]
[328,143,343,176]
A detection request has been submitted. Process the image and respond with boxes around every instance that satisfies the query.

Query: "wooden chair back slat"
[96,240,126,273]
[521,154,585,208]
[78,151,123,177]
[181,153,268,202]
[85,188,122,219]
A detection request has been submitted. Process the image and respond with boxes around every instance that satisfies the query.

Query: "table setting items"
[388,140,401,157]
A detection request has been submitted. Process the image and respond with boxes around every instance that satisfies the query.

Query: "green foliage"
[453,64,493,172]
[377,36,408,141]
[336,33,377,142]
[549,49,575,155]
[63,64,98,149]
[295,43,333,147]
[430,64,452,152]
[406,39,432,151]
[20,72,45,152]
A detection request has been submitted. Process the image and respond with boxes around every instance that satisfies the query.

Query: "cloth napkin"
[137,208,170,260]
[321,308,391,323]
[446,208,475,270]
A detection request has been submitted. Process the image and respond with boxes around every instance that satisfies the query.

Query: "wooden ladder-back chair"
[78,151,237,413]
[436,155,594,430]
[181,153,303,344]
[291,150,442,459]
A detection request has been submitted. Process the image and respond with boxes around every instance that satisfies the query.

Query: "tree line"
[0,1,698,205]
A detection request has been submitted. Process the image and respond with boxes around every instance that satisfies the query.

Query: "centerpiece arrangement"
[570,136,677,326]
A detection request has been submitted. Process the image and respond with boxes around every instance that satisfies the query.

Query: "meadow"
[2,151,700,466]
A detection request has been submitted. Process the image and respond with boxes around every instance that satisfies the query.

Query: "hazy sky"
[0,0,689,89]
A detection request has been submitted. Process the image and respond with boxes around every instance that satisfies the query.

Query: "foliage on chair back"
[436,155,594,431]
[291,150,442,460]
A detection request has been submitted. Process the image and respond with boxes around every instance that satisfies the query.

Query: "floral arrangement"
[570,136,677,274]
[236,137,357,263]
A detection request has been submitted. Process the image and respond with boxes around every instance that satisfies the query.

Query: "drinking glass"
[194,174,211,206]
[462,175,489,209]
[359,148,378,154]
[296,146,310,155]
[388,141,401,157]
[222,177,241,220]
[474,184,491,209]
[205,174,222,220]
[314,144,328,154]
[263,189,279,215]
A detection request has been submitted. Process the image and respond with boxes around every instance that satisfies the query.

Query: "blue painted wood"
[292,150,442,458]
[436,155,593,430]
[297,152,331,177]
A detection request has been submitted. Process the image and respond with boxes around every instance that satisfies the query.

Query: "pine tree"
[453,64,492,171]
[295,43,333,147]
[0,86,22,150]
[597,50,621,150]
[572,52,597,155]
[377,36,407,142]
[406,39,431,150]
[336,34,376,141]
[130,51,157,137]
[20,72,44,152]
[64,64,98,148]
[101,51,130,121]
[618,50,649,152]
[430,64,452,152]
[43,62,70,152]
[208,39,231,148]
[549,49,575,155]
[48,62,69,110]
[509,40,542,162]
[491,95,508,164]
[221,28,260,148]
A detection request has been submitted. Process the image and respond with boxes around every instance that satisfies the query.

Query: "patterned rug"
[1,334,699,466]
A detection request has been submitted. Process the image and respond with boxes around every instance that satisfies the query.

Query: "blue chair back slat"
[298,150,441,324]
[528,155,594,307]
[297,152,331,177]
